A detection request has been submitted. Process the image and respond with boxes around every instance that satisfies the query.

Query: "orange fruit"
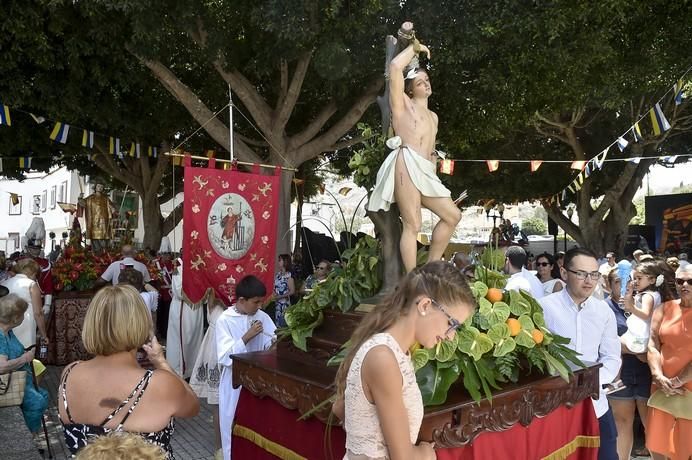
[531,329,544,344]
[506,318,521,336]
[486,288,504,303]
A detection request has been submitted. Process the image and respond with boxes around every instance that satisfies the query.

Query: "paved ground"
[38,365,217,459]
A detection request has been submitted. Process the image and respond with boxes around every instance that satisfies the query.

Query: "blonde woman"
[58,285,199,458]
[1,258,48,348]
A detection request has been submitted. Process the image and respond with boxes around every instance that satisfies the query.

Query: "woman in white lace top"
[333,261,476,460]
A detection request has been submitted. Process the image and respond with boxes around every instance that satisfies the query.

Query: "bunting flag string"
[0,104,11,126]
[49,122,70,144]
[18,156,32,169]
[81,129,94,148]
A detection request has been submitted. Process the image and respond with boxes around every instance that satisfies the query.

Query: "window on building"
[9,196,22,215]
[32,195,41,214]
[8,233,20,252]
[50,186,57,209]
[41,190,47,212]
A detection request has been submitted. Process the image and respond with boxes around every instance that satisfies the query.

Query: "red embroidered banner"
[183,164,281,304]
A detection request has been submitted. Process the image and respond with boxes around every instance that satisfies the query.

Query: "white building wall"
[0,167,85,254]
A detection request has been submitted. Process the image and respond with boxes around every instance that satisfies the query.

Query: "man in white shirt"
[503,245,545,299]
[539,247,622,460]
[97,245,152,286]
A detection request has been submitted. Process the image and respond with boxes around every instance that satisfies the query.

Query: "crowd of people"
[0,229,689,460]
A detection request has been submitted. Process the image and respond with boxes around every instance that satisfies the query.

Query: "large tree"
[81,0,402,253]
[1,0,403,251]
[403,0,692,256]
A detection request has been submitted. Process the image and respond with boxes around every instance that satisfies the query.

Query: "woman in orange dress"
[646,263,692,460]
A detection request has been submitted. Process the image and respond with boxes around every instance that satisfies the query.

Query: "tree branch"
[91,144,142,193]
[289,100,338,149]
[533,122,569,144]
[535,111,569,128]
[274,51,313,132]
[328,135,370,152]
[294,77,383,164]
[276,60,289,114]
[130,51,261,163]
[212,61,275,140]
[162,201,184,236]
[236,133,269,148]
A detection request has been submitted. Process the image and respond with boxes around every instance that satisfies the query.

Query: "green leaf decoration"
[434,339,458,362]
[493,337,516,357]
[487,323,510,344]
[532,312,546,328]
[478,297,492,312]
[480,301,511,325]
[457,357,482,402]
[457,326,494,361]
[417,360,462,405]
[520,289,545,315]
[473,281,489,299]
[412,348,431,372]
[289,311,324,351]
[514,314,537,349]
[508,289,532,316]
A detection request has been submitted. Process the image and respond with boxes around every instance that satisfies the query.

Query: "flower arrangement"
[412,267,585,404]
[52,246,163,292]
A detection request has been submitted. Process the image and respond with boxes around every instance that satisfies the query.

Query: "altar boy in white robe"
[216,275,276,460]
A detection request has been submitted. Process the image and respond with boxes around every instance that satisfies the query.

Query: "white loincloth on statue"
[366,136,451,212]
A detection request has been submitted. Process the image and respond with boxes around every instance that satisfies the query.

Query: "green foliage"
[521,217,548,236]
[415,273,586,405]
[348,123,387,190]
[284,235,382,350]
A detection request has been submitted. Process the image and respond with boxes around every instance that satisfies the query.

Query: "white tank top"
[344,333,424,459]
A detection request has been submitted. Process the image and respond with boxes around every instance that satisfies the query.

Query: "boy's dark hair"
[563,247,598,269]
[118,267,144,292]
[236,275,267,299]
[505,246,527,269]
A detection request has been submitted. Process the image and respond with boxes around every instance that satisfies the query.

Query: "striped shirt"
[539,288,622,418]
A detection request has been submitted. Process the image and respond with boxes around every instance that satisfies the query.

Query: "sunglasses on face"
[675,278,692,286]
[565,268,601,281]
[536,262,551,267]
[315,266,328,271]
[430,298,463,337]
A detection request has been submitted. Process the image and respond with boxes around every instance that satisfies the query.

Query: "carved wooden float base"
[232,310,601,448]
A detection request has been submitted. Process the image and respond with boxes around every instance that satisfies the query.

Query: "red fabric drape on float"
[232,389,600,460]
[182,163,281,304]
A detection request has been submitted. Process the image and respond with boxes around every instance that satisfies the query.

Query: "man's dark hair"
[118,267,144,292]
[505,246,527,269]
[236,275,267,299]
[563,247,598,269]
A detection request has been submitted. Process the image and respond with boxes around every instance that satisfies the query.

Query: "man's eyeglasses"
[675,278,692,286]
[536,262,551,267]
[564,268,601,281]
[430,299,463,337]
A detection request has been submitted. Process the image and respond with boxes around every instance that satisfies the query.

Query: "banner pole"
[229,84,234,163]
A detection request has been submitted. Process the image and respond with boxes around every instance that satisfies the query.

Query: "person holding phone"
[57,285,199,458]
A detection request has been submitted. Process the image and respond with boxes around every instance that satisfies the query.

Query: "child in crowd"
[333,261,476,459]
[621,260,671,353]
[216,275,276,460]
[190,298,226,460]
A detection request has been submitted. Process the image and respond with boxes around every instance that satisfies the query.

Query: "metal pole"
[228,84,234,163]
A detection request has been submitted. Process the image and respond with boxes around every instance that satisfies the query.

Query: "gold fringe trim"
[233,424,308,460]
[541,435,600,460]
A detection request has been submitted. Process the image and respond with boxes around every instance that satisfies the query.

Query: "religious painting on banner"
[183,162,281,304]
